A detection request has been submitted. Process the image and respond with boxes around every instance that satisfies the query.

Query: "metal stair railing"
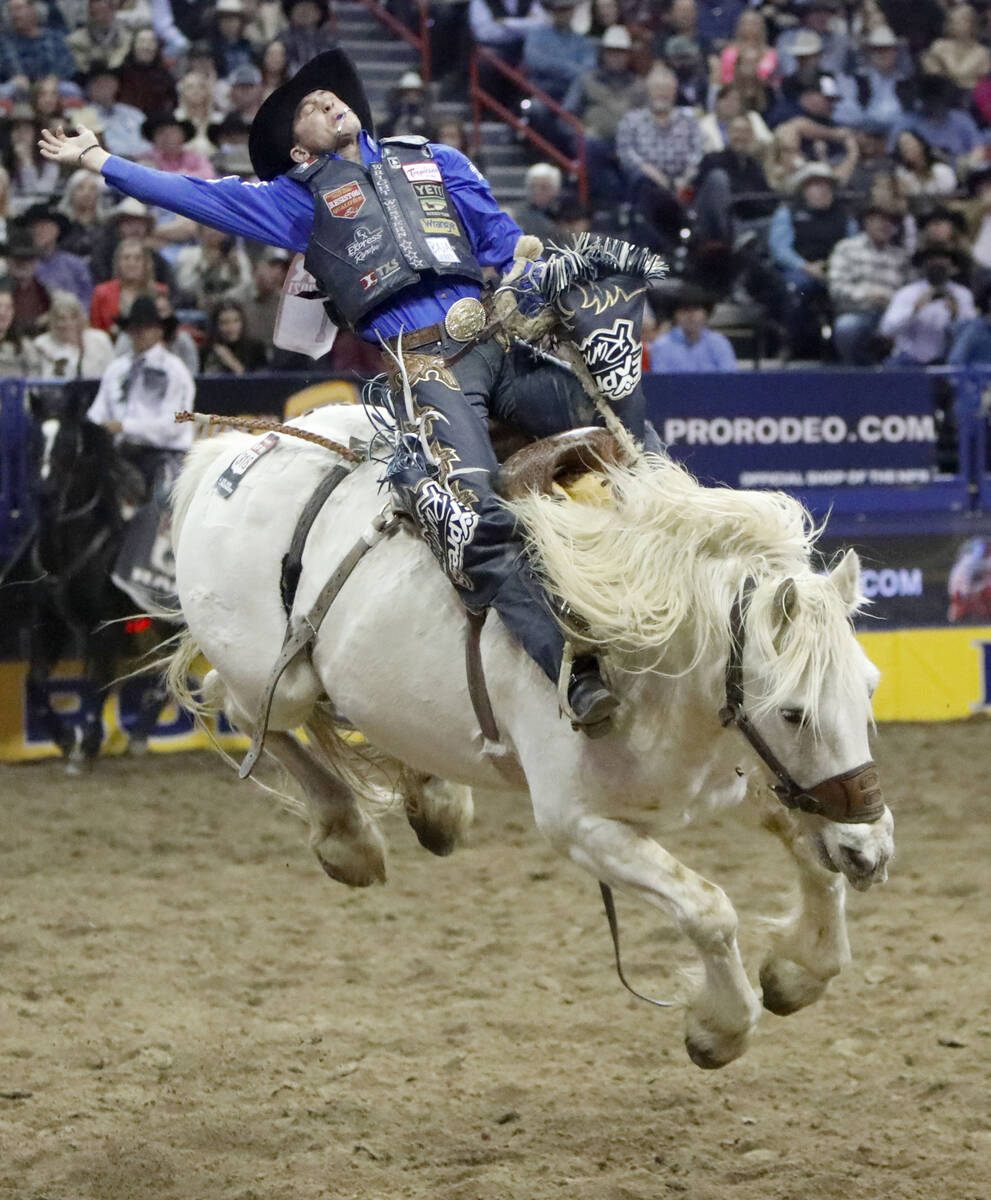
[469,47,588,206]
[354,0,432,82]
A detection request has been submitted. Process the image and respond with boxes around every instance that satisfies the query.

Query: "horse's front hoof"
[760,957,830,1016]
[684,1030,748,1070]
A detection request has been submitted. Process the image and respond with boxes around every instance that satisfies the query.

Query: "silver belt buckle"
[443,296,486,342]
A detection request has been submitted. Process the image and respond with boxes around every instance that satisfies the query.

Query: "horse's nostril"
[842,847,873,874]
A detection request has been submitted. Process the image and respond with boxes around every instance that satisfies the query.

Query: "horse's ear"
[830,548,862,612]
[773,577,799,624]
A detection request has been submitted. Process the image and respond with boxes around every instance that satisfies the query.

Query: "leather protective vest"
[288,136,484,327]
[791,200,849,264]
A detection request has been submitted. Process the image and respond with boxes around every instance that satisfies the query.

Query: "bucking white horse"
[166,403,894,1069]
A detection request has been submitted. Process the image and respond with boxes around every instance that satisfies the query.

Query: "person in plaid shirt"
[0,0,76,87]
[616,63,704,252]
[827,203,909,364]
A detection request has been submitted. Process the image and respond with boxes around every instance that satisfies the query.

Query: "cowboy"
[39,48,625,733]
[87,292,195,493]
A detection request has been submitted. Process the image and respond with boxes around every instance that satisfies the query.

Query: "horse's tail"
[163,625,215,720]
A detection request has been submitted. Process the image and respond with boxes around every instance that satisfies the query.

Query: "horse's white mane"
[510,452,866,725]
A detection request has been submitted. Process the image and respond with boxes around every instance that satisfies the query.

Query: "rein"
[719,586,884,825]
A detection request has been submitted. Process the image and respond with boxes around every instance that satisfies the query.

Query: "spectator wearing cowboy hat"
[828,201,908,363]
[207,112,256,177]
[140,113,216,179]
[888,74,985,162]
[769,161,856,356]
[90,196,173,288]
[1,225,50,339]
[880,243,975,365]
[87,291,195,490]
[73,61,150,160]
[562,25,645,205]
[647,285,737,373]
[210,0,258,79]
[19,201,93,306]
[379,70,432,140]
[834,26,906,131]
[777,0,850,80]
[277,0,336,76]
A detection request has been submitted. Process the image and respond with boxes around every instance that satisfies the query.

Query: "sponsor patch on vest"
[345,223,385,263]
[360,258,402,291]
[420,217,459,236]
[425,236,460,264]
[215,432,279,498]
[322,181,366,219]
[403,161,443,184]
[418,196,449,213]
[412,181,444,199]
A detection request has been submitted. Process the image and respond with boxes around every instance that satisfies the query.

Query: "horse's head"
[738,549,894,891]
[30,384,119,501]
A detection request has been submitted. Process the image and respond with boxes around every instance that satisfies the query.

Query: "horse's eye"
[780,708,805,726]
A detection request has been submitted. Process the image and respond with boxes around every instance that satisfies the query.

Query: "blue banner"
[643,370,949,490]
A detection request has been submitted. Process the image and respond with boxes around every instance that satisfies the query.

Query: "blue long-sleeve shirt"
[101,132,525,342]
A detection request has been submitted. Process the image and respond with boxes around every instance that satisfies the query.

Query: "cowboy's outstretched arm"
[39,124,312,252]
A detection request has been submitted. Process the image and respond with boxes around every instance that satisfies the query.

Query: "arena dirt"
[1,720,989,1200]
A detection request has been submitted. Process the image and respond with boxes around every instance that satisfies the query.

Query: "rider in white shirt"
[87,291,194,490]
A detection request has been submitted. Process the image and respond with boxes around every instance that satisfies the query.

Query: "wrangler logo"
[420,217,459,236]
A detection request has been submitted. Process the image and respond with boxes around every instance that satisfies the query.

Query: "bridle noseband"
[719,586,885,825]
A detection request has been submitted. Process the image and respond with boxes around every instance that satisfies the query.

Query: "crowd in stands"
[433,0,991,368]
[0,0,388,381]
[7,0,991,376]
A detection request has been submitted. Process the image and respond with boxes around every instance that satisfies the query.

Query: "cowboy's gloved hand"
[511,258,547,318]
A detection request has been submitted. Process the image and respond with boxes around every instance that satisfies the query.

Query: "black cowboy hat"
[117,293,169,330]
[208,111,252,144]
[673,284,717,313]
[911,242,971,273]
[19,202,71,239]
[141,112,197,143]
[1,227,40,259]
[248,46,373,181]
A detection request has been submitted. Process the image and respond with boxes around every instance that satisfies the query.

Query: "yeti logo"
[578,317,641,400]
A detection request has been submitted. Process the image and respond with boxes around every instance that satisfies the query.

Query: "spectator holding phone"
[880,244,975,364]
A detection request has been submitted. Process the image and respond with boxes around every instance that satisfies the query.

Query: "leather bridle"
[718,585,885,825]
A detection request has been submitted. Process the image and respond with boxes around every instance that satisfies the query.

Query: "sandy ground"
[1,720,990,1200]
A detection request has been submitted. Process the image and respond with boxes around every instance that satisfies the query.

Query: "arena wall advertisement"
[3,370,990,762]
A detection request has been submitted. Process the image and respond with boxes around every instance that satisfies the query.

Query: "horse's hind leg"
[542,810,762,1069]
[757,806,851,1016]
[402,774,474,856]
[264,731,387,887]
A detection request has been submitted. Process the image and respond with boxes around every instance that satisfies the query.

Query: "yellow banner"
[1,628,989,761]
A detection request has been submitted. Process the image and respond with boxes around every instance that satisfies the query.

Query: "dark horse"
[18,383,175,770]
